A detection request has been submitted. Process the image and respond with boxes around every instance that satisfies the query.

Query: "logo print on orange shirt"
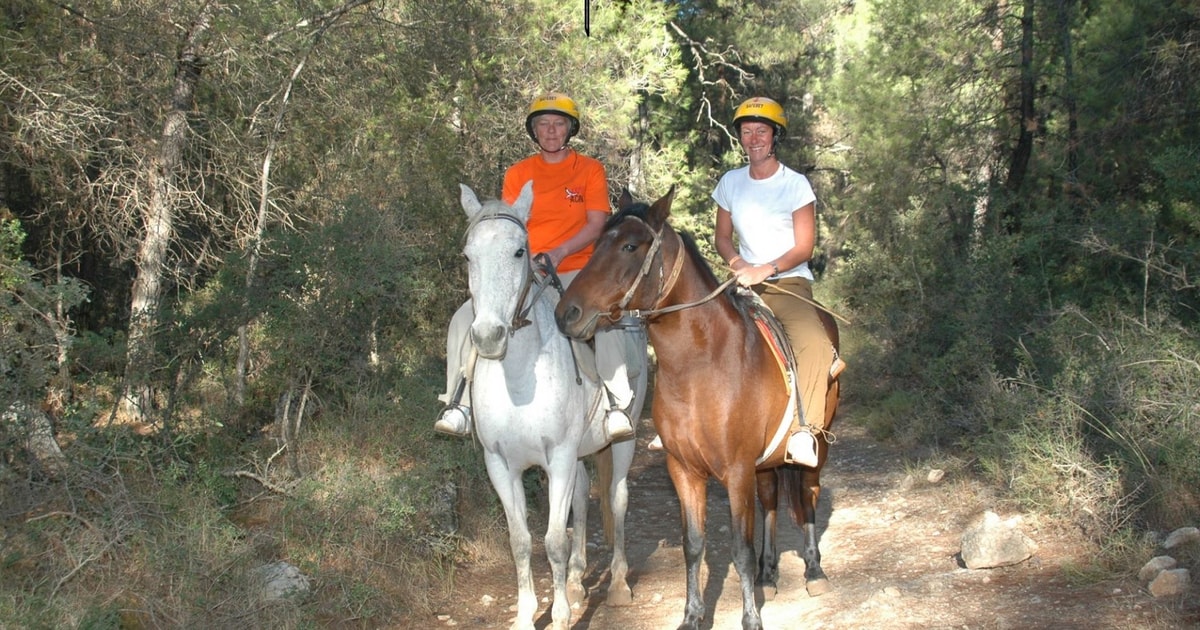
[565,188,584,203]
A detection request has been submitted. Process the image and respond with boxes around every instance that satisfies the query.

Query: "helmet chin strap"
[538,138,571,153]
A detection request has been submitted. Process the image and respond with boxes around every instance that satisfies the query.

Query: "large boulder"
[1163,527,1199,550]
[1138,555,1177,582]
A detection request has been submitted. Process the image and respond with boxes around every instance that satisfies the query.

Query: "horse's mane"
[611,201,754,322]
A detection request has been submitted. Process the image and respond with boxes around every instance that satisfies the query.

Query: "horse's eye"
[515,247,526,258]
[621,243,638,253]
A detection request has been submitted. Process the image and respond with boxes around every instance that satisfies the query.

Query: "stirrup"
[605,408,635,441]
[434,405,472,437]
[784,429,819,467]
[647,434,664,451]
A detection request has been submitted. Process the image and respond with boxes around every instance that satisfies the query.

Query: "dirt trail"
[419,418,1196,629]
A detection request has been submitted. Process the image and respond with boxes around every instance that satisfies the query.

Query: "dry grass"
[0,372,513,628]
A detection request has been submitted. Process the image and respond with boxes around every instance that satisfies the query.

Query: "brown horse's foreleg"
[755,469,781,598]
[596,444,615,546]
[667,456,708,630]
[803,380,839,597]
[727,469,765,630]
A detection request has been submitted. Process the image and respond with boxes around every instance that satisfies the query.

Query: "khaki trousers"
[756,277,834,431]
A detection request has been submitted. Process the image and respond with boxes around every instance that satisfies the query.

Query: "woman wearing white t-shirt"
[709,96,839,467]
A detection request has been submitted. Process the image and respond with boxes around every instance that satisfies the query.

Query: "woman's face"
[533,114,572,153]
[738,121,775,160]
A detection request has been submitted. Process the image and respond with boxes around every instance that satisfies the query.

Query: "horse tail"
[777,464,821,529]
[595,444,616,547]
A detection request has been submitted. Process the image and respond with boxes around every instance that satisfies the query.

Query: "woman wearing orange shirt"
[435,93,642,443]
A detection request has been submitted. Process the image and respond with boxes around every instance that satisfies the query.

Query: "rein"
[611,219,850,325]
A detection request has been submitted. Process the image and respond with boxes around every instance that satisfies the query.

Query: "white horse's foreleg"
[483,453,537,630]
[543,456,579,630]
[606,440,635,606]
[567,461,590,607]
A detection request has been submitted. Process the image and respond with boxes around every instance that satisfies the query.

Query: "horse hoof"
[806,577,831,597]
[606,586,633,607]
[567,583,587,607]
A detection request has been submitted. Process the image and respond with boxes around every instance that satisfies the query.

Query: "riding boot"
[830,349,846,381]
[784,428,818,467]
[434,376,472,437]
[605,407,635,441]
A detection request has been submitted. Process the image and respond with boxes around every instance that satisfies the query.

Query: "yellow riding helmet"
[525,92,581,141]
[732,96,788,138]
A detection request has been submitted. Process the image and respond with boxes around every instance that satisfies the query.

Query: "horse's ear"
[646,184,676,228]
[460,183,483,219]
[618,188,633,211]
[511,180,534,222]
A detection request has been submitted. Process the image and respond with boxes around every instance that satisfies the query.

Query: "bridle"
[465,211,560,335]
[608,217,735,323]
[600,215,850,329]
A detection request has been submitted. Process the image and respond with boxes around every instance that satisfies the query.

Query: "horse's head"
[555,186,676,340]
[460,181,534,358]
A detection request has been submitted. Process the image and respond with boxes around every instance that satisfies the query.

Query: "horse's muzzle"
[471,323,508,359]
[555,302,596,340]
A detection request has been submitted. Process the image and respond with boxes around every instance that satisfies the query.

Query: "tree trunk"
[1058,0,1080,213]
[121,2,215,420]
[1000,0,1036,233]
[235,0,372,403]
[237,43,312,406]
[628,95,647,193]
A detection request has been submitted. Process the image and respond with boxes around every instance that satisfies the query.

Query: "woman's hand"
[536,247,565,270]
[729,258,776,287]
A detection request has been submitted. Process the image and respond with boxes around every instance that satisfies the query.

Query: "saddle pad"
[746,299,800,466]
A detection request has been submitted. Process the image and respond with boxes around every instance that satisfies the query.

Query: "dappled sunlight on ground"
[402,416,1196,629]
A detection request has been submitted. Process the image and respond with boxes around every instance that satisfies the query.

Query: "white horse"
[458,182,646,630]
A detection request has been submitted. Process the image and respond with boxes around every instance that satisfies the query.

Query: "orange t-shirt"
[502,150,610,273]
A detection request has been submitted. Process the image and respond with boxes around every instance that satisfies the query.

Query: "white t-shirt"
[712,162,816,280]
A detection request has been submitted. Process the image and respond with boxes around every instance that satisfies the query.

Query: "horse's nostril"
[555,303,580,336]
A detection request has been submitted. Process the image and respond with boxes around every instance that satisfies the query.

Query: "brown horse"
[555,188,840,630]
